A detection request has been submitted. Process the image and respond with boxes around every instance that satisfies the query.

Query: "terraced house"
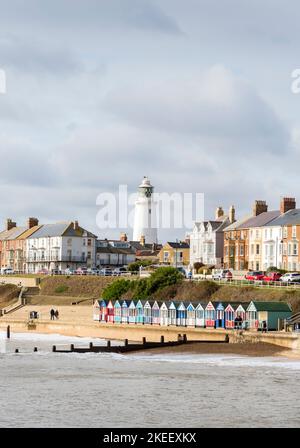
[263,205,300,271]
[190,206,235,268]
[26,221,97,273]
[0,218,40,272]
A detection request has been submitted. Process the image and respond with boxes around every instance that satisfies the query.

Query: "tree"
[128,260,153,273]
[102,279,131,300]
[193,262,204,273]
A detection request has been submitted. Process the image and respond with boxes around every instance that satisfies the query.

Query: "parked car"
[113,267,128,276]
[86,268,100,275]
[262,272,282,282]
[1,268,14,275]
[37,268,49,275]
[245,271,265,281]
[64,268,75,275]
[100,268,113,276]
[51,269,61,275]
[279,272,300,283]
[75,267,87,275]
[212,269,233,280]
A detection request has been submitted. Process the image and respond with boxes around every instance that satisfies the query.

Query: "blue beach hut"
[214,302,225,328]
[121,300,131,324]
[113,300,122,323]
[136,300,144,324]
[176,302,187,327]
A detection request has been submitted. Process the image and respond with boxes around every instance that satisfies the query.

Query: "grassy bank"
[40,276,114,298]
[152,281,300,313]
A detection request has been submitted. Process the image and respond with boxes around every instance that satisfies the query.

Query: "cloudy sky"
[0,0,299,241]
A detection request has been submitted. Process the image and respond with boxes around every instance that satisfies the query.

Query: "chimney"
[280,197,296,214]
[6,219,16,231]
[252,200,268,217]
[27,217,39,229]
[140,235,145,246]
[215,207,224,220]
[73,220,79,230]
[120,232,128,242]
[229,205,235,224]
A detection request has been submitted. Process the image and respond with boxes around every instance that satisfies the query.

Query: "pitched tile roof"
[237,210,280,229]
[264,208,300,227]
[166,241,190,249]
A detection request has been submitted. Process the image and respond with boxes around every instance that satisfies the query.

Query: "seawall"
[1,319,300,350]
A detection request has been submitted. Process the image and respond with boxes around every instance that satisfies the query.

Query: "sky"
[0,0,300,241]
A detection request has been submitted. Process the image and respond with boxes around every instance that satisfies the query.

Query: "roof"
[0,226,28,241]
[165,241,190,249]
[237,210,280,229]
[97,245,135,255]
[27,222,97,239]
[265,208,300,227]
[16,225,42,240]
[193,218,231,233]
[130,241,162,251]
[251,301,292,312]
[224,215,252,231]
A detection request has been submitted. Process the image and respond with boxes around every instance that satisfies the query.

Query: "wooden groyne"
[51,334,229,354]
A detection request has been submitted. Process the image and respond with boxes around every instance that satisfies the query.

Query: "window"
[256,244,260,255]
[163,251,169,262]
[264,229,267,239]
[240,245,244,256]
[292,226,297,238]
[283,226,288,238]
[255,230,259,239]
[251,244,254,255]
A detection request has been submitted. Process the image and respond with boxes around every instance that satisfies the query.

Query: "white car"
[279,272,300,283]
[1,268,14,275]
[212,269,233,280]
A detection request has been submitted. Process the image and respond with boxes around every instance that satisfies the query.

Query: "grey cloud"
[0,0,182,35]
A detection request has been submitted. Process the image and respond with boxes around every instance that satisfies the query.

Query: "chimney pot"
[6,219,16,231]
[27,217,39,229]
[252,200,268,217]
[280,197,296,214]
[215,207,224,220]
[229,205,235,224]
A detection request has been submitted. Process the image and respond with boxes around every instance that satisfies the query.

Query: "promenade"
[0,304,300,351]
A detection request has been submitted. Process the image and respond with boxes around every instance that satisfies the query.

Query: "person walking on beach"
[55,309,59,320]
[50,308,55,320]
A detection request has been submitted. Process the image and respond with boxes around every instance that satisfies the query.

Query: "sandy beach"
[137,342,300,359]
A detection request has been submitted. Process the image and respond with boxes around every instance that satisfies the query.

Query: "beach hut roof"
[195,303,205,310]
[205,301,215,310]
[186,303,195,311]
[248,301,292,312]
[121,300,131,307]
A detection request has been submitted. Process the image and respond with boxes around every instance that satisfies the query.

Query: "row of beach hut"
[93,299,292,330]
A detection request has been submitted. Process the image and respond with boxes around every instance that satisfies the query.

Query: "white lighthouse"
[133,176,158,244]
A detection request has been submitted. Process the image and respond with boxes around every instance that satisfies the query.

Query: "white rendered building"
[133,177,158,244]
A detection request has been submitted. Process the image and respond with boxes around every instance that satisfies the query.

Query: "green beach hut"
[246,301,292,331]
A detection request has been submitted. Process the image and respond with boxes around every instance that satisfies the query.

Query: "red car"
[245,271,265,281]
[262,272,282,282]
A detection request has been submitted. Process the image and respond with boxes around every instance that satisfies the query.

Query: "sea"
[0,332,299,428]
